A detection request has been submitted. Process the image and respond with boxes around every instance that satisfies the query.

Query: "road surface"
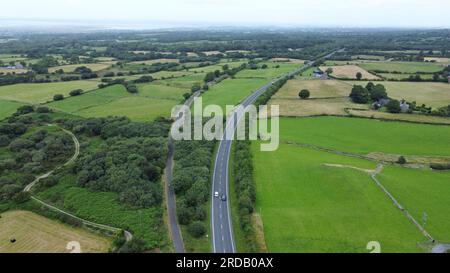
[210,53,342,253]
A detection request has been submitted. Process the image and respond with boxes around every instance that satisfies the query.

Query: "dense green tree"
[53,94,64,101]
[187,221,207,238]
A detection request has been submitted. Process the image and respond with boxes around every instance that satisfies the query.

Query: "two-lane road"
[211,50,341,253]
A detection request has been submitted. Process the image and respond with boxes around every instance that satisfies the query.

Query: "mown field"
[252,116,450,252]
[0,210,111,253]
[48,84,186,121]
[346,81,450,108]
[252,142,424,253]
[0,80,100,103]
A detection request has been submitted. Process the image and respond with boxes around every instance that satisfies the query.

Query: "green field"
[346,81,450,108]
[0,100,25,120]
[48,62,115,73]
[277,116,450,156]
[48,84,186,121]
[378,73,435,80]
[0,210,111,253]
[0,81,100,103]
[359,61,444,74]
[201,78,267,113]
[252,142,424,252]
[378,166,450,241]
[252,116,450,252]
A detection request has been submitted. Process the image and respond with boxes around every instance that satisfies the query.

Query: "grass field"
[201,78,267,113]
[252,142,424,252]
[378,166,450,242]
[377,73,435,80]
[346,81,450,108]
[0,81,100,103]
[35,174,168,250]
[277,116,450,156]
[359,61,444,74]
[0,210,111,253]
[424,57,450,65]
[48,62,116,73]
[0,100,25,120]
[320,65,380,80]
[48,84,186,121]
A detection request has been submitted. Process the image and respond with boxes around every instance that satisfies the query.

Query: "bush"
[187,221,206,238]
[349,85,370,104]
[53,94,64,101]
[69,89,83,96]
[0,135,10,147]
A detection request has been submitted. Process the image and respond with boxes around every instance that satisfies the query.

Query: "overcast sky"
[2,0,450,28]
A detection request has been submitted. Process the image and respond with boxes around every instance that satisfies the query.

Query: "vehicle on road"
[221,194,227,202]
[214,191,219,198]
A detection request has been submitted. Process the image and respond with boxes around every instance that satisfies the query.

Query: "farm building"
[372,98,391,109]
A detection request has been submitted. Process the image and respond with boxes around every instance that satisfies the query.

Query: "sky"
[2,0,450,28]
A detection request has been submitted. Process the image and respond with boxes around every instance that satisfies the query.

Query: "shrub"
[16,105,34,115]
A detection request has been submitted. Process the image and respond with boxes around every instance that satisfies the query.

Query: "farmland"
[251,116,450,252]
[0,81,100,103]
[201,78,267,113]
[235,62,299,79]
[0,210,111,253]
